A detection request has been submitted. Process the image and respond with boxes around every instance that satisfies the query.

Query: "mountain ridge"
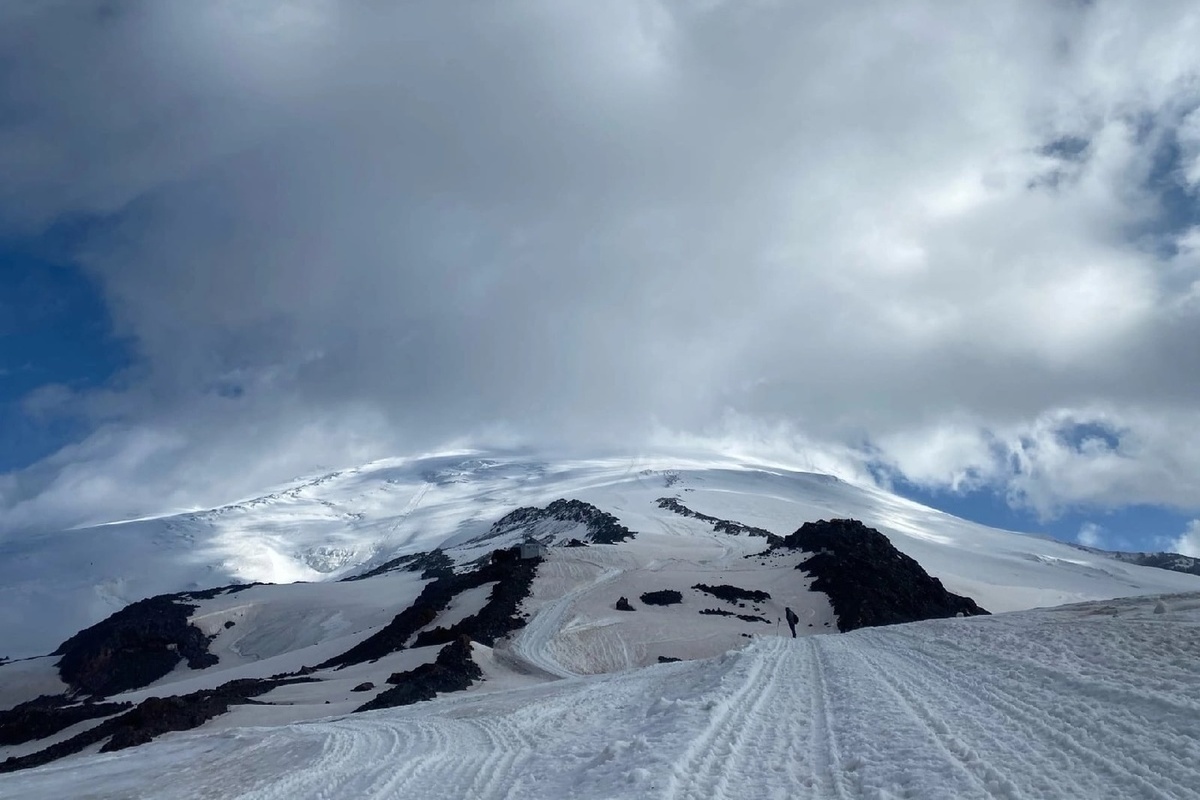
[3,451,1199,660]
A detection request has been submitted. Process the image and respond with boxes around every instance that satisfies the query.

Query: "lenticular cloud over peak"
[4,1,1200,530]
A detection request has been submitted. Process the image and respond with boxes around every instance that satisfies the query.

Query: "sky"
[2,1,1200,556]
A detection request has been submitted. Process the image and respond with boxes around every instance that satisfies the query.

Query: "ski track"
[905,644,1194,800]
[843,637,1013,800]
[388,481,431,542]
[665,638,788,800]
[898,622,1200,799]
[808,639,850,800]
[7,600,1200,800]
[512,565,623,677]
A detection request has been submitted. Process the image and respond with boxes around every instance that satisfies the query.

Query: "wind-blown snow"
[5,593,1197,799]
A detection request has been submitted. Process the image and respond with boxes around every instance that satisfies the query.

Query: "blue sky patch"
[0,247,130,473]
[892,478,1191,555]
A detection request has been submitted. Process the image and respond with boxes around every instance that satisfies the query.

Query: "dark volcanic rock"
[103,676,309,752]
[692,584,771,605]
[357,637,482,712]
[657,656,681,663]
[639,590,683,606]
[176,583,261,602]
[488,499,636,545]
[1078,547,1200,578]
[53,596,220,697]
[0,696,130,746]
[776,519,988,632]
[1123,552,1200,576]
[351,682,375,693]
[104,695,228,752]
[656,497,781,544]
[344,549,454,582]
[1,677,308,774]
[323,547,539,668]
[409,555,540,649]
[615,596,635,611]
[698,608,769,623]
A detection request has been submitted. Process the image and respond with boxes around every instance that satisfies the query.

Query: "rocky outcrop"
[615,597,635,611]
[176,583,261,602]
[692,584,770,605]
[486,499,636,545]
[774,519,988,632]
[100,678,291,752]
[656,497,780,543]
[1079,547,1200,578]
[698,608,769,623]
[343,549,454,582]
[0,696,130,746]
[411,554,540,649]
[640,590,683,606]
[1,677,309,774]
[356,637,482,712]
[323,547,539,669]
[52,596,220,697]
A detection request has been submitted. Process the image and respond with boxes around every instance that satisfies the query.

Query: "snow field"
[5,450,1200,795]
[5,451,1199,657]
[6,592,1198,799]
[509,530,836,676]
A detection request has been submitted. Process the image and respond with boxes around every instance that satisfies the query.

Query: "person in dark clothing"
[785,607,799,638]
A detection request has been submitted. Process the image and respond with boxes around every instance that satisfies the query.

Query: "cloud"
[1077,522,1106,549]
[4,1,1200,530]
[876,406,1200,519]
[1173,520,1200,557]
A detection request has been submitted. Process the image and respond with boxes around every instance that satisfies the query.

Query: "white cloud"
[4,2,1200,528]
[1172,520,1200,557]
[873,406,1200,519]
[1077,522,1106,548]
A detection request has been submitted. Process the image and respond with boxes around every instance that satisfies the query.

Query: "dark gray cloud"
[3,0,1200,529]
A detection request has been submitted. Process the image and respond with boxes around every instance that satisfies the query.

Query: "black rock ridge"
[484,499,636,545]
[322,546,540,669]
[356,636,482,712]
[655,497,780,543]
[774,518,988,632]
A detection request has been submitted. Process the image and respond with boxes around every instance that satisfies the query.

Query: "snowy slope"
[4,450,1198,659]
[5,592,1198,800]
[5,449,1200,792]
[506,531,835,675]
[0,513,830,735]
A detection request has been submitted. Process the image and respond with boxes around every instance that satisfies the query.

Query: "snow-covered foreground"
[7,592,1198,800]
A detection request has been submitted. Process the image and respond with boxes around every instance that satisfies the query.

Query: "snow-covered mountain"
[3,450,1199,795]
[3,450,1196,659]
[1077,546,1200,577]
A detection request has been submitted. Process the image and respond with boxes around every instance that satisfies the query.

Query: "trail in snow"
[664,637,806,800]
[511,565,623,677]
[7,593,1198,800]
[387,481,431,543]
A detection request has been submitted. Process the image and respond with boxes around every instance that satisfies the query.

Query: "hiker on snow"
[785,607,799,637]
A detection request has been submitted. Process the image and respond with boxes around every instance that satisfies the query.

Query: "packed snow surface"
[5,593,1198,799]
